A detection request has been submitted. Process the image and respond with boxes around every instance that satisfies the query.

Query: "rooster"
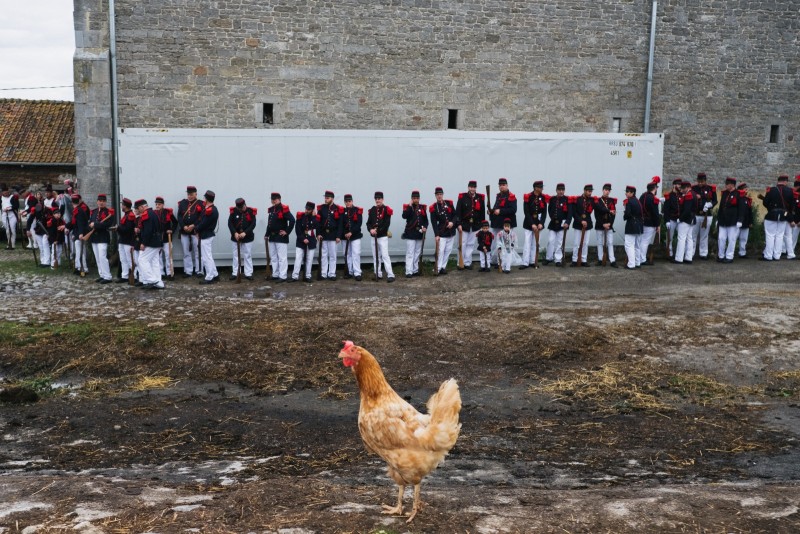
[338,340,462,522]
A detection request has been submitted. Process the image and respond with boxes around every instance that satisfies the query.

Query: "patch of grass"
[0,322,96,347]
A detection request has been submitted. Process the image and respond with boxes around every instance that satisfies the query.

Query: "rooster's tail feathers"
[424,378,462,450]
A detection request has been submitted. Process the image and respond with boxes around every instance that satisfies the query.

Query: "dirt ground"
[1,246,800,533]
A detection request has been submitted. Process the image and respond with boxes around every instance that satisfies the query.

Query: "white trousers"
[717,226,740,260]
[571,228,591,264]
[436,236,454,270]
[737,227,750,256]
[665,220,677,256]
[638,226,657,264]
[320,240,337,278]
[674,222,695,262]
[479,249,492,268]
[157,242,172,276]
[781,223,798,259]
[200,237,217,280]
[74,238,88,272]
[405,239,423,275]
[50,243,63,267]
[91,242,111,280]
[119,243,137,278]
[522,228,543,266]
[546,229,566,262]
[624,234,641,268]
[345,238,362,276]
[462,229,477,266]
[292,246,315,280]
[763,220,786,260]
[35,233,50,266]
[181,233,201,274]
[692,215,712,257]
[2,210,17,245]
[268,241,289,280]
[139,246,164,287]
[372,236,394,278]
[595,229,616,263]
[231,241,253,277]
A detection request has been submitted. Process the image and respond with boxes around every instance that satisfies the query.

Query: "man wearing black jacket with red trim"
[430,186,457,275]
[196,190,219,284]
[402,190,427,277]
[545,183,570,267]
[638,179,661,266]
[367,191,395,282]
[674,181,697,264]
[455,180,484,270]
[663,178,682,258]
[228,197,257,281]
[291,201,319,282]
[266,192,295,282]
[116,198,138,283]
[134,198,165,289]
[521,180,546,269]
[762,174,795,261]
[716,177,746,263]
[570,184,594,267]
[594,183,617,267]
[342,193,364,281]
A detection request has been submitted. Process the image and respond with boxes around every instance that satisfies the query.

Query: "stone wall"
[74,0,799,190]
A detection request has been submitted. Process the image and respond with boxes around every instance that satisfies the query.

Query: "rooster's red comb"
[342,340,354,350]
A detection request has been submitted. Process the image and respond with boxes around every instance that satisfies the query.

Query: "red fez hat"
[603,183,612,190]
[121,197,132,207]
[343,193,353,202]
[97,194,107,201]
[411,190,420,198]
[725,177,736,186]
[468,180,477,187]
[374,191,384,199]
[625,185,636,193]
[186,186,197,193]
[498,178,508,185]
[271,192,281,200]
[155,196,165,204]
[324,190,334,198]
[533,180,544,188]
[435,186,444,194]
[134,198,147,208]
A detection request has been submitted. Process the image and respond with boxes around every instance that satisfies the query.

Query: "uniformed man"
[401,190,427,277]
[544,183,570,267]
[783,177,800,260]
[265,192,295,282]
[476,220,494,272]
[88,194,115,283]
[317,190,343,280]
[638,179,661,266]
[663,178,682,259]
[45,206,65,269]
[70,194,90,275]
[228,197,257,281]
[177,186,204,277]
[715,177,745,263]
[291,201,319,282]
[489,177,517,265]
[367,191,395,282]
[761,174,794,261]
[25,197,49,267]
[623,185,643,270]
[521,180,547,269]
[1,184,20,249]
[196,190,219,284]
[673,181,697,264]
[593,183,617,267]
[430,186,457,275]
[570,184,594,267]
[455,180,485,269]
[692,172,717,259]
[342,193,364,281]
[116,197,138,283]
[134,199,165,290]
[736,183,753,259]
[154,196,177,279]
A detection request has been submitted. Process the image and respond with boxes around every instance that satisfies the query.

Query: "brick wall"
[74,0,799,190]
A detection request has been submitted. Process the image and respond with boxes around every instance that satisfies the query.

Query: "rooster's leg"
[406,484,422,523]
[381,484,404,516]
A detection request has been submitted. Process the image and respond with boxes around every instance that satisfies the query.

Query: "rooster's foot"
[381,504,403,516]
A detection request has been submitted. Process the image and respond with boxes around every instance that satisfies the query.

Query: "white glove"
[703,202,712,211]
[736,222,742,228]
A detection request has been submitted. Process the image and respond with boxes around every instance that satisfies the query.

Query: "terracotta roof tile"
[0,99,75,164]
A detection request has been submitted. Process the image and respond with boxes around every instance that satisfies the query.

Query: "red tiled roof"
[0,99,75,164]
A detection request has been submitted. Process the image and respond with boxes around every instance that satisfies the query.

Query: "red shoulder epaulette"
[141,210,149,221]
[428,204,435,213]
[609,197,618,205]
[508,193,517,201]
[204,206,212,215]
[653,197,660,204]
[107,208,115,215]
[229,207,236,214]
[282,205,290,214]
[250,207,258,215]
[458,192,465,200]
[337,206,344,214]
[523,193,531,202]
[127,211,135,221]
[623,198,629,206]
[315,214,321,221]
[477,193,485,199]
[357,207,364,215]
[403,203,410,210]
[591,195,598,202]
[419,204,426,211]
[567,196,577,204]
[296,211,304,218]
[165,207,173,214]
[543,194,551,203]
[386,206,394,215]
[316,204,324,211]
[710,185,717,192]
[446,199,454,208]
